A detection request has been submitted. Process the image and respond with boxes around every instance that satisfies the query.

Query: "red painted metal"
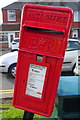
[12,4,73,117]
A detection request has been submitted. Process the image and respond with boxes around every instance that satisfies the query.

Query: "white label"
[26,64,47,98]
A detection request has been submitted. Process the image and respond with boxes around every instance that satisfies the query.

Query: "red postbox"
[13,4,73,117]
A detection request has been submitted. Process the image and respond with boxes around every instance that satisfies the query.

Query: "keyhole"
[36,55,43,62]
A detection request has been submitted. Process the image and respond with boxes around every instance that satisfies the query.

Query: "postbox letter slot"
[25,26,64,35]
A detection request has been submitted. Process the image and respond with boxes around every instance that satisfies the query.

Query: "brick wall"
[2,10,21,23]
[79,30,80,38]
[0,42,8,48]
[72,22,80,28]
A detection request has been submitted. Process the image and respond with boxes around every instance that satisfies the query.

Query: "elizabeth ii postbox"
[13,4,73,117]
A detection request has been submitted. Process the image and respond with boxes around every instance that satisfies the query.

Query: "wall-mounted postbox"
[13,4,73,117]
